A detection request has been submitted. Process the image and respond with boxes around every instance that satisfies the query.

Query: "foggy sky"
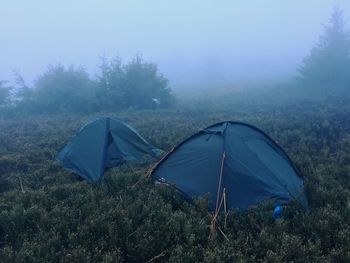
[1,1,350,89]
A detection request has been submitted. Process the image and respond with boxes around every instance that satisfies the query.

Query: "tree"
[13,71,32,102]
[32,65,96,113]
[121,55,174,109]
[96,55,124,110]
[97,55,175,110]
[11,71,34,112]
[298,8,350,89]
[0,81,12,106]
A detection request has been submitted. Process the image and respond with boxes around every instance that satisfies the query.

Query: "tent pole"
[210,150,226,240]
[132,147,175,188]
[215,151,226,215]
[223,188,227,228]
[144,146,175,178]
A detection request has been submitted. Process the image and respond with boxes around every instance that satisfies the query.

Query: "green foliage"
[0,81,12,106]
[7,55,175,115]
[0,89,350,262]
[97,55,175,110]
[298,8,350,90]
[29,65,97,114]
[96,56,124,111]
[121,55,174,109]
[12,71,34,111]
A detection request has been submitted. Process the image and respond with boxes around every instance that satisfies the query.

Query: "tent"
[150,121,308,211]
[57,117,161,183]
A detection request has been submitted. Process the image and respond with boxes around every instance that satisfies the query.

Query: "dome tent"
[57,117,161,183]
[150,121,308,211]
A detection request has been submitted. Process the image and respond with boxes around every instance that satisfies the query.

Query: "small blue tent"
[151,121,307,211]
[57,117,161,183]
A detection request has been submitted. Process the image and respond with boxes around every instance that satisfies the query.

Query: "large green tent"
[57,117,161,183]
[151,121,308,211]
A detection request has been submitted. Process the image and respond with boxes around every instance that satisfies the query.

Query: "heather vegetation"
[0,89,350,262]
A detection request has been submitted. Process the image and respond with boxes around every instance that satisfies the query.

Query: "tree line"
[0,55,175,115]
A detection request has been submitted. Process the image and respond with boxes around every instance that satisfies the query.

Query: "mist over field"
[1,1,350,262]
[1,0,350,89]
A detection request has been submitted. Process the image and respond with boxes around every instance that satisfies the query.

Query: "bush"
[97,55,175,110]
[27,65,97,114]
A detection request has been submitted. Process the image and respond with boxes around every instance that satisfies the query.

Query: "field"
[0,87,350,262]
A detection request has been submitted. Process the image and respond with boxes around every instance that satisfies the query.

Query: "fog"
[1,0,350,89]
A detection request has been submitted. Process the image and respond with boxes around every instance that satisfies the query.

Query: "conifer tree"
[298,8,350,89]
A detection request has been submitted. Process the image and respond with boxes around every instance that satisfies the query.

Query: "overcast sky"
[1,1,350,89]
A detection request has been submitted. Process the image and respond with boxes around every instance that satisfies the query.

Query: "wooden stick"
[218,226,229,241]
[145,251,166,263]
[19,175,25,193]
[223,188,227,228]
